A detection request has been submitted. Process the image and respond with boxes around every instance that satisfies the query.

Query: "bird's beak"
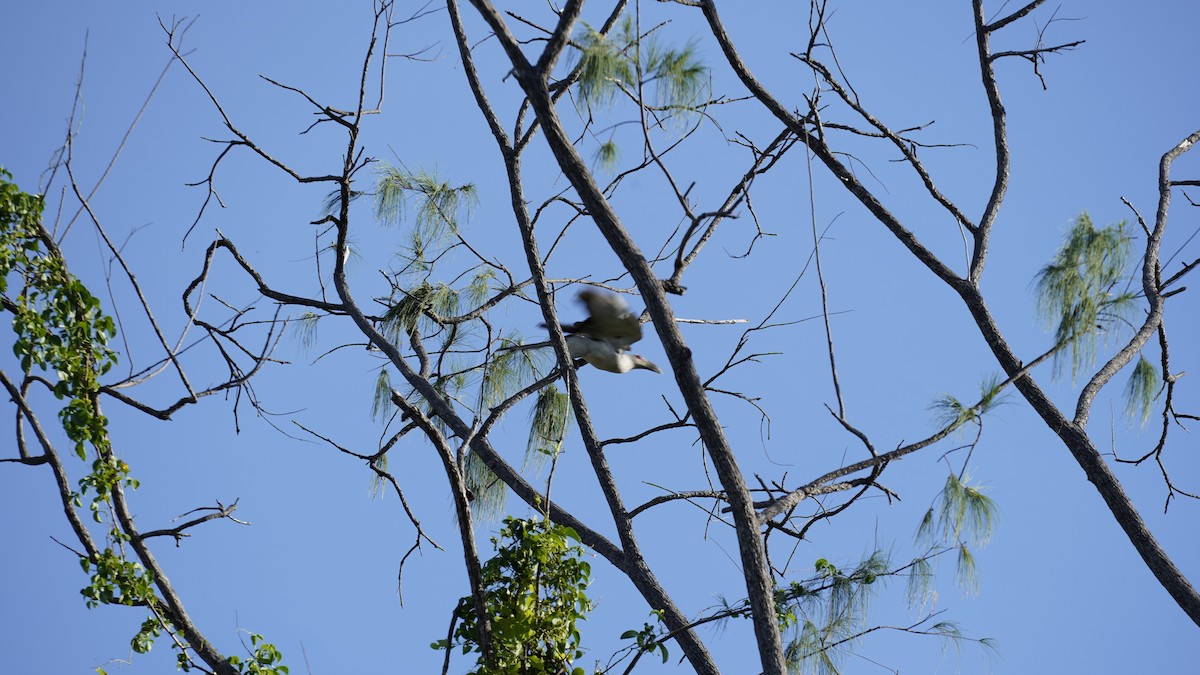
[640,359,662,374]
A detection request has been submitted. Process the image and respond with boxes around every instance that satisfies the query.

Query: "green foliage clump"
[0,168,133,526]
[618,610,670,665]
[526,385,572,460]
[916,472,997,596]
[641,36,707,112]
[575,21,635,108]
[131,616,166,654]
[1123,355,1160,427]
[1034,213,1134,379]
[572,16,709,169]
[932,473,996,548]
[376,163,477,272]
[381,280,461,347]
[228,633,289,675]
[436,517,593,675]
[79,549,156,609]
[929,374,1007,431]
[764,553,885,675]
[573,18,708,115]
[1034,212,1163,422]
[769,550,992,674]
[712,552,911,675]
[593,140,621,172]
[0,168,117,462]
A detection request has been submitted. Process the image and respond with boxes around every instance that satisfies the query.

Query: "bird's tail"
[538,321,585,332]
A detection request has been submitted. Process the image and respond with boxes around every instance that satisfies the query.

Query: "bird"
[506,289,661,374]
[562,332,661,374]
[556,289,645,351]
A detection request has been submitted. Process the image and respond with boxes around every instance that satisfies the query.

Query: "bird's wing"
[574,290,642,350]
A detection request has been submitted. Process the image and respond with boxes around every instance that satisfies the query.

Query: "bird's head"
[631,355,661,374]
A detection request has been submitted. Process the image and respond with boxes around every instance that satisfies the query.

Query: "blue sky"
[2,1,1198,673]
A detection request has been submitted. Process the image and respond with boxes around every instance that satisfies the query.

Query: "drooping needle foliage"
[1034,212,1162,422]
[1034,213,1135,379]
